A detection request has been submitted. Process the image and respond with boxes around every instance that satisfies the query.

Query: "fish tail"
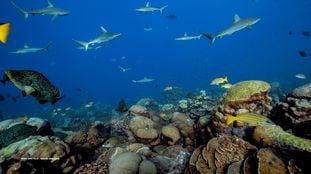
[201,32,215,45]
[44,42,52,51]
[11,1,29,19]
[72,39,89,51]
[0,23,11,44]
[225,114,236,125]
[225,76,228,82]
[51,95,65,105]
[160,5,168,13]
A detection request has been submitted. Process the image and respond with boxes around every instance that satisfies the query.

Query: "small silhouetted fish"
[76,88,82,92]
[154,84,159,88]
[187,92,196,99]
[288,30,293,35]
[302,31,310,37]
[12,96,17,103]
[0,94,4,101]
[166,14,177,20]
[298,50,308,58]
[115,99,128,113]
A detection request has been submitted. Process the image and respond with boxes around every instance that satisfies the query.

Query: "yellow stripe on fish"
[226,113,273,126]
[0,23,11,44]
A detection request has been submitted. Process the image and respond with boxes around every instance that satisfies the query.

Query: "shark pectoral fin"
[159,5,168,13]
[23,86,35,96]
[51,15,57,21]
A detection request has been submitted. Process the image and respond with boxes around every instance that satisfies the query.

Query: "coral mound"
[186,136,257,173]
[223,80,271,103]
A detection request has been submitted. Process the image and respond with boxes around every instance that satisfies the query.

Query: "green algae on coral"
[222,80,271,103]
[253,125,311,153]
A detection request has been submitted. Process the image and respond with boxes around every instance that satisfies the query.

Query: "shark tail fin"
[44,42,52,51]
[11,1,29,19]
[201,32,215,45]
[72,39,89,51]
[132,80,137,83]
[159,5,168,13]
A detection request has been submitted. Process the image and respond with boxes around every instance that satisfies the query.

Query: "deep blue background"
[0,0,310,115]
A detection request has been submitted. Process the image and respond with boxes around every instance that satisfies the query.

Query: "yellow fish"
[221,83,233,89]
[226,113,273,126]
[210,76,228,85]
[102,137,121,148]
[0,23,11,44]
[164,86,173,91]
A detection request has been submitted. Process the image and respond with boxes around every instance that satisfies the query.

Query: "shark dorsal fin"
[101,26,107,33]
[184,32,188,36]
[146,2,150,7]
[234,14,240,23]
[24,43,29,48]
[47,0,54,7]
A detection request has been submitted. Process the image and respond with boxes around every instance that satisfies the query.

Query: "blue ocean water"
[0,0,310,115]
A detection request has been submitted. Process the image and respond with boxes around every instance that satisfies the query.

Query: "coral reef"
[276,83,311,138]
[65,124,108,155]
[253,125,311,153]
[128,115,159,144]
[129,105,150,117]
[151,150,191,174]
[136,98,159,112]
[0,136,76,174]
[212,80,272,134]
[186,136,257,173]
[256,148,287,174]
[161,125,181,145]
[73,163,109,174]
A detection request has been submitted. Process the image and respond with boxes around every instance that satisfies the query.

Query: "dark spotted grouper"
[1,70,63,104]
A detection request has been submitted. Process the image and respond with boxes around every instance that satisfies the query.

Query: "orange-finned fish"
[0,23,11,44]
[226,113,273,126]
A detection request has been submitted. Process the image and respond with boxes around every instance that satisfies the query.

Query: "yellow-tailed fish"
[210,76,228,85]
[0,23,11,44]
[221,83,233,89]
[226,113,273,126]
